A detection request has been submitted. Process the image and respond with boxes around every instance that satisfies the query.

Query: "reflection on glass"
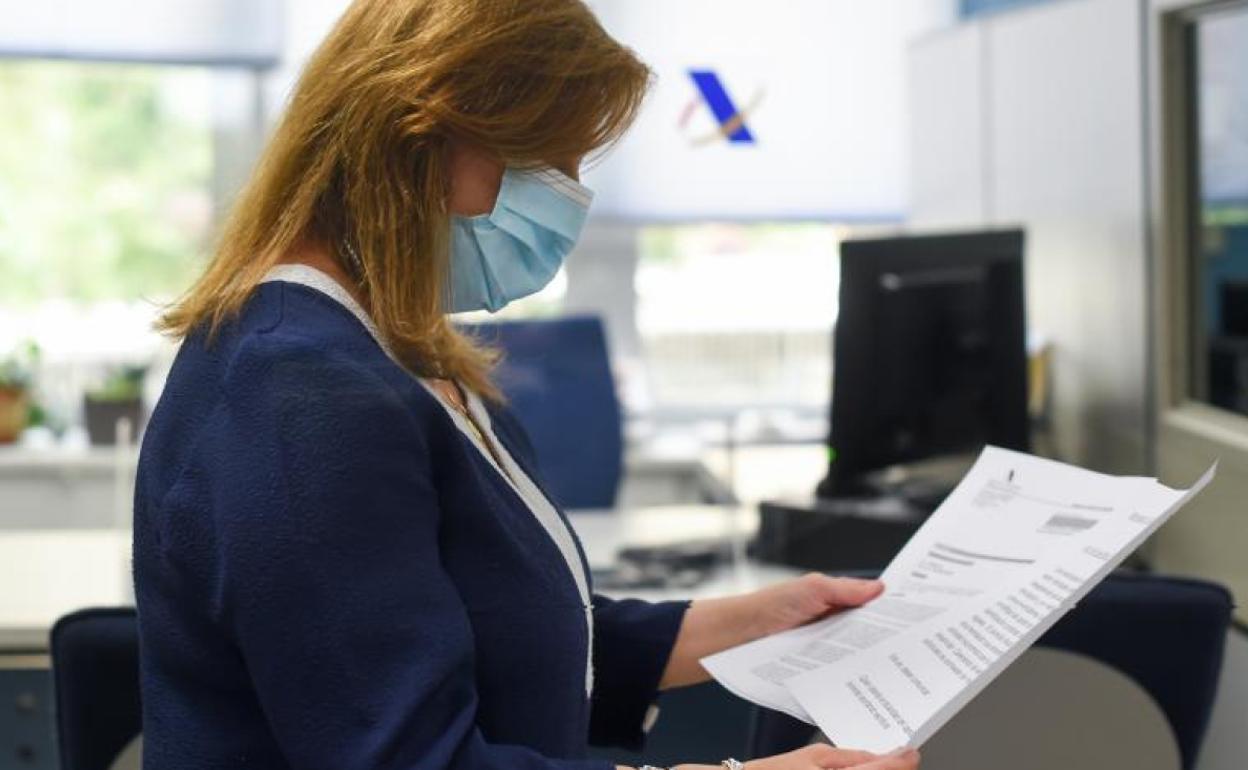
[1190,7,1248,414]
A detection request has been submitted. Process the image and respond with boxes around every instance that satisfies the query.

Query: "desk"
[0,445,137,530]
[0,530,132,652]
[0,508,791,770]
[0,530,132,769]
[0,446,733,530]
[0,507,798,652]
[568,506,801,602]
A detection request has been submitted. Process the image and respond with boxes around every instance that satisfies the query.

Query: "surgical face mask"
[447,167,593,314]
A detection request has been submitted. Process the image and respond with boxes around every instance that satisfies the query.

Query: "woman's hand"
[744,574,885,639]
[746,744,920,770]
[660,574,884,689]
[664,744,920,770]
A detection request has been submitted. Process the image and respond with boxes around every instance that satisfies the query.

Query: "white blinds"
[0,0,283,66]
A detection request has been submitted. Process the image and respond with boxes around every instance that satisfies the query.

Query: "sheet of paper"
[702,446,1215,752]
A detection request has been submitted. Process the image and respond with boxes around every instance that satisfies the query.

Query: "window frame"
[1155,0,1248,447]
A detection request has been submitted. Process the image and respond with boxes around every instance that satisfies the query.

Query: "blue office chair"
[463,315,624,510]
[745,572,1233,770]
[50,608,141,770]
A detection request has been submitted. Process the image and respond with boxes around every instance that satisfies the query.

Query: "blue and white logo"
[678,70,764,147]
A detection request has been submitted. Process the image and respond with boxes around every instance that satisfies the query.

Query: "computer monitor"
[817,229,1029,500]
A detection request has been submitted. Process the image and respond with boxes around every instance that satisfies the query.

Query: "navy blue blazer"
[133,281,689,769]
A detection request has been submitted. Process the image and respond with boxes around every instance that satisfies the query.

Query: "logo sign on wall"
[585,0,949,220]
[679,70,764,147]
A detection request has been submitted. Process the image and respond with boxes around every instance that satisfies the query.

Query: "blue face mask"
[447,167,593,314]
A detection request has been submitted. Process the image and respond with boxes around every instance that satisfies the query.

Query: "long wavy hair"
[158,0,649,397]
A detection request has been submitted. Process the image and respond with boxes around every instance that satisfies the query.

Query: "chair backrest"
[1036,573,1232,769]
[919,647,1181,770]
[464,315,623,510]
[50,608,141,770]
[747,573,1233,770]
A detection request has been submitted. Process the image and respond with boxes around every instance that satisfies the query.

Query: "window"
[634,223,844,412]
[1187,6,1248,415]
[462,221,843,445]
[0,60,213,304]
[0,60,216,431]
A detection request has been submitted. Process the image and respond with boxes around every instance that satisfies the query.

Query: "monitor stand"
[861,475,957,513]
[817,451,976,510]
[755,452,976,572]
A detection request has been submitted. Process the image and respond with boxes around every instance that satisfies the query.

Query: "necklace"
[434,379,501,461]
[432,380,470,417]
[435,381,512,482]
[447,394,473,420]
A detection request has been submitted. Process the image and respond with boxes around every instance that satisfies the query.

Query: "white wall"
[585,0,955,221]
[907,23,987,228]
[261,0,957,222]
[262,0,353,122]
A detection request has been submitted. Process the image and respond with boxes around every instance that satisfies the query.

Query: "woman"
[135,2,921,769]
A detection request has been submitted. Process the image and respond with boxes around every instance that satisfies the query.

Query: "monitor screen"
[874,263,998,458]
[822,230,1029,495]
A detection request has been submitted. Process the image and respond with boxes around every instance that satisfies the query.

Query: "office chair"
[463,315,624,510]
[746,573,1233,770]
[50,608,141,770]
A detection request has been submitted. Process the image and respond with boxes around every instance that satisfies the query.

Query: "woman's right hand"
[673,743,920,770]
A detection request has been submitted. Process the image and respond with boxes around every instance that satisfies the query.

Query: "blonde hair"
[159,0,649,398]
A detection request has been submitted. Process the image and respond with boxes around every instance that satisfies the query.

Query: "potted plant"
[0,342,39,444]
[84,364,148,446]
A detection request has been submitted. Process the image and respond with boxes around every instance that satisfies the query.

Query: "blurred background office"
[0,1,1245,769]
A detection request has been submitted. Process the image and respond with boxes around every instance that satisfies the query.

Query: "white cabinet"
[908,23,988,229]
[908,0,1150,474]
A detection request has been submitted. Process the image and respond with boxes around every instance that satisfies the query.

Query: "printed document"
[703,446,1215,752]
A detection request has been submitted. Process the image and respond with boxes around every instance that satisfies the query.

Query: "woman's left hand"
[743,573,885,639]
[660,573,885,689]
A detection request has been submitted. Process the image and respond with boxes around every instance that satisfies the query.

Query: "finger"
[802,742,879,768]
[805,574,885,608]
[850,748,920,770]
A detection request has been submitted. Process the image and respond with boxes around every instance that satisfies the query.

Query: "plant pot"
[84,396,144,446]
[0,386,28,444]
